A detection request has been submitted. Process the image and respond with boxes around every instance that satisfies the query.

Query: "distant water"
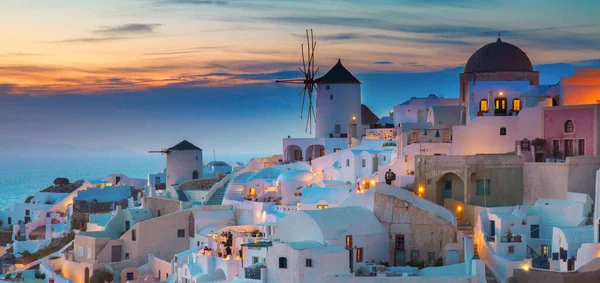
[0,154,164,210]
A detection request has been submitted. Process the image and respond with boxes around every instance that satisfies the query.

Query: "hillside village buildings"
[2,35,600,283]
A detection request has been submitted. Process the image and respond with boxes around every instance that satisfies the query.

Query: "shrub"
[406,260,425,269]
[90,269,114,283]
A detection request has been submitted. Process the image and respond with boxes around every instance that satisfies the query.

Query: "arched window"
[564,120,574,133]
[512,99,521,111]
[192,170,199,180]
[479,99,488,112]
[500,127,507,136]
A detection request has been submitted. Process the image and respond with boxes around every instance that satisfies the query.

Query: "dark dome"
[464,37,533,73]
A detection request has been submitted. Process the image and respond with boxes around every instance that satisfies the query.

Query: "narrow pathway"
[457,220,498,283]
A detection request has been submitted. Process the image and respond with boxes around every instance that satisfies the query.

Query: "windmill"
[276,29,319,134]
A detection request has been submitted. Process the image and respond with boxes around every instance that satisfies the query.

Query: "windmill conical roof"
[168,140,201,151]
[316,59,360,84]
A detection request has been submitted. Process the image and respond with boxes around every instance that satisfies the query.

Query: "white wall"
[451,102,546,155]
[316,83,362,139]
[393,96,459,125]
[166,149,203,187]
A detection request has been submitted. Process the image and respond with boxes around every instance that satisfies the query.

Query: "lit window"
[357,248,364,262]
[513,99,521,111]
[495,98,506,110]
[317,205,329,209]
[479,99,488,112]
[564,120,574,133]
[508,245,515,254]
[334,148,341,153]
[345,235,353,250]
[542,245,549,257]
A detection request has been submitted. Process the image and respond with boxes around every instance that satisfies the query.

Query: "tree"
[90,269,114,283]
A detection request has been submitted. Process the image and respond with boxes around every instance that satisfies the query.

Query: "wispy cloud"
[374,61,393,65]
[94,23,162,35]
[57,36,128,44]
[57,23,162,44]
[144,46,226,56]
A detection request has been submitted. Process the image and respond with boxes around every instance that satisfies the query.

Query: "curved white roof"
[275,206,386,244]
[249,166,287,181]
[277,170,313,183]
[301,187,352,204]
[303,206,386,240]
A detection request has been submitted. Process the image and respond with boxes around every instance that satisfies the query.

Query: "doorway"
[494,98,507,116]
[443,180,452,199]
[372,156,379,174]
[349,123,358,139]
[490,220,496,237]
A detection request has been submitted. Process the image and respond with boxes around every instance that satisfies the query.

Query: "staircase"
[457,220,498,283]
[225,172,253,201]
[206,186,227,205]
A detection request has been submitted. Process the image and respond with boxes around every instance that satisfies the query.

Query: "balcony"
[244,267,262,280]
[408,128,452,144]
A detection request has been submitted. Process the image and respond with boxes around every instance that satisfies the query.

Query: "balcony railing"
[500,235,523,243]
[244,267,261,280]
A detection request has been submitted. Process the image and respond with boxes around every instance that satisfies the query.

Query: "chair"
[2,274,12,281]
[329,133,334,138]
[13,273,24,281]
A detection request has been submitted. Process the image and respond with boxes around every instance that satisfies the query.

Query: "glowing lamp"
[352,116,356,121]
[521,264,529,271]
[457,206,463,212]
[418,186,424,193]
[370,180,375,186]
[499,92,504,96]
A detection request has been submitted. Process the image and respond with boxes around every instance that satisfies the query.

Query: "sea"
[0,154,165,210]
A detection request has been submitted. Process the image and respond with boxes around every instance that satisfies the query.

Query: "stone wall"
[142,197,181,217]
[523,156,600,204]
[416,155,524,207]
[0,231,13,245]
[73,199,128,214]
[373,192,457,266]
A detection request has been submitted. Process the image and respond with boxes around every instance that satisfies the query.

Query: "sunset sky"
[1,0,600,159]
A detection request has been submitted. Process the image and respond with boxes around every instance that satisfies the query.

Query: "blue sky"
[1,0,599,158]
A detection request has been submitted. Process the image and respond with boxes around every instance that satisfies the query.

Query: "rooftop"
[316,59,360,84]
[168,140,202,151]
[464,36,534,73]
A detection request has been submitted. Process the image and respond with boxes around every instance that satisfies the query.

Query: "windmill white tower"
[315,59,362,139]
[276,30,362,139]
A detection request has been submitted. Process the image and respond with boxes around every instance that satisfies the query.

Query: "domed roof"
[249,166,287,181]
[277,170,313,183]
[464,36,533,73]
